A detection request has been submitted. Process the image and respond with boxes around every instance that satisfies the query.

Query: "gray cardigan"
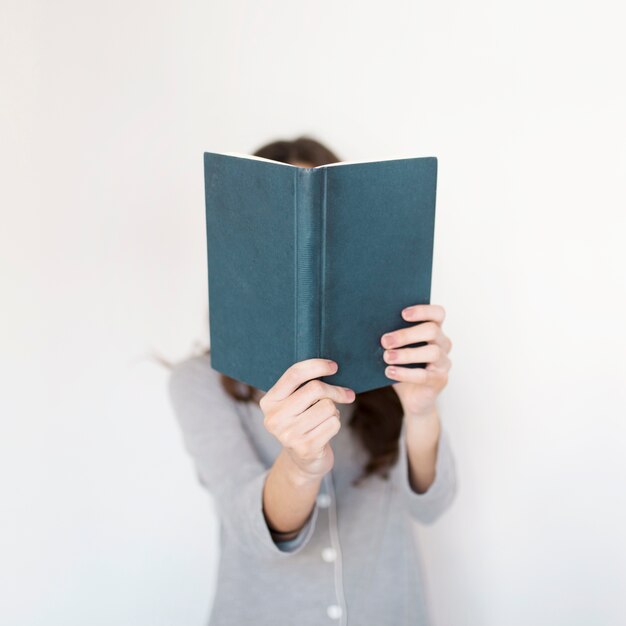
[168,353,457,626]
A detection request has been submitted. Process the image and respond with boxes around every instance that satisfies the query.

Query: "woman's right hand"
[259,358,356,480]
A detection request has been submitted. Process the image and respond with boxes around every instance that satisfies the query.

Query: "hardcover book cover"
[203,151,438,394]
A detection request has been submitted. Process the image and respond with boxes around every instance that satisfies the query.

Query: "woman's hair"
[214,135,404,486]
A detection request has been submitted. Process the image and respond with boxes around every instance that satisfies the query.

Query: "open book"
[203,150,438,393]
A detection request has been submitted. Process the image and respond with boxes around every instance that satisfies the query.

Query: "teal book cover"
[203,151,438,394]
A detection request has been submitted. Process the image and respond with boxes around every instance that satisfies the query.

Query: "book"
[203,150,438,394]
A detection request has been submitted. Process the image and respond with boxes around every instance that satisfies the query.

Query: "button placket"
[317,492,331,508]
[321,547,337,562]
[323,472,346,625]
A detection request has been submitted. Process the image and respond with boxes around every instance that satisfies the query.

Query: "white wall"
[2,1,625,624]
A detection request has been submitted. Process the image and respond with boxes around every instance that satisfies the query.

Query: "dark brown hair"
[215,135,404,486]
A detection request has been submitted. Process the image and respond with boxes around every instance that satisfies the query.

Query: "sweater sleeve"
[389,416,458,524]
[273,526,313,552]
[167,354,319,559]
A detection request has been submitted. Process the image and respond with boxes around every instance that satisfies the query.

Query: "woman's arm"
[381,303,458,521]
[262,449,322,541]
[403,408,441,494]
[390,411,457,524]
[168,354,321,558]
[259,359,356,540]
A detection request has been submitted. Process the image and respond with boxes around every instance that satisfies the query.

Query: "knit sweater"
[167,353,457,626]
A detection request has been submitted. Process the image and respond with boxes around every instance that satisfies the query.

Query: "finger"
[381,321,442,349]
[291,417,340,462]
[302,412,341,443]
[264,358,339,404]
[287,378,355,417]
[422,365,449,391]
[426,355,452,380]
[384,364,432,385]
[383,343,443,367]
[426,353,452,372]
[400,304,446,324]
[284,398,340,441]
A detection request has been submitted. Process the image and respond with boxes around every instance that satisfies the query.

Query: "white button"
[317,493,331,508]
[326,604,342,620]
[321,547,337,562]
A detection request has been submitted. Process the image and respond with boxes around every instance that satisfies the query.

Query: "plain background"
[2,1,626,625]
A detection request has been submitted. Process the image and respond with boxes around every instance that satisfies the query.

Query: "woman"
[168,136,457,626]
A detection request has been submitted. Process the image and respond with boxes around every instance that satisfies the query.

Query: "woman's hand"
[380,304,453,419]
[260,358,356,480]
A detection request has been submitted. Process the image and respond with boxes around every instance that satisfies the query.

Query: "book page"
[208,150,432,169]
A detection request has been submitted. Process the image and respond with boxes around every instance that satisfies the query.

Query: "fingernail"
[382,333,394,348]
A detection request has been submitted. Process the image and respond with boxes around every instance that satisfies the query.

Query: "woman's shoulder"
[168,350,213,382]
[167,351,235,413]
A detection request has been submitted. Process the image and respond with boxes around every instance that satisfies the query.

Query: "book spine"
[294,168,326,363]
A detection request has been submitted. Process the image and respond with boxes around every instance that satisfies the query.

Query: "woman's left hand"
[380,304,453,419]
